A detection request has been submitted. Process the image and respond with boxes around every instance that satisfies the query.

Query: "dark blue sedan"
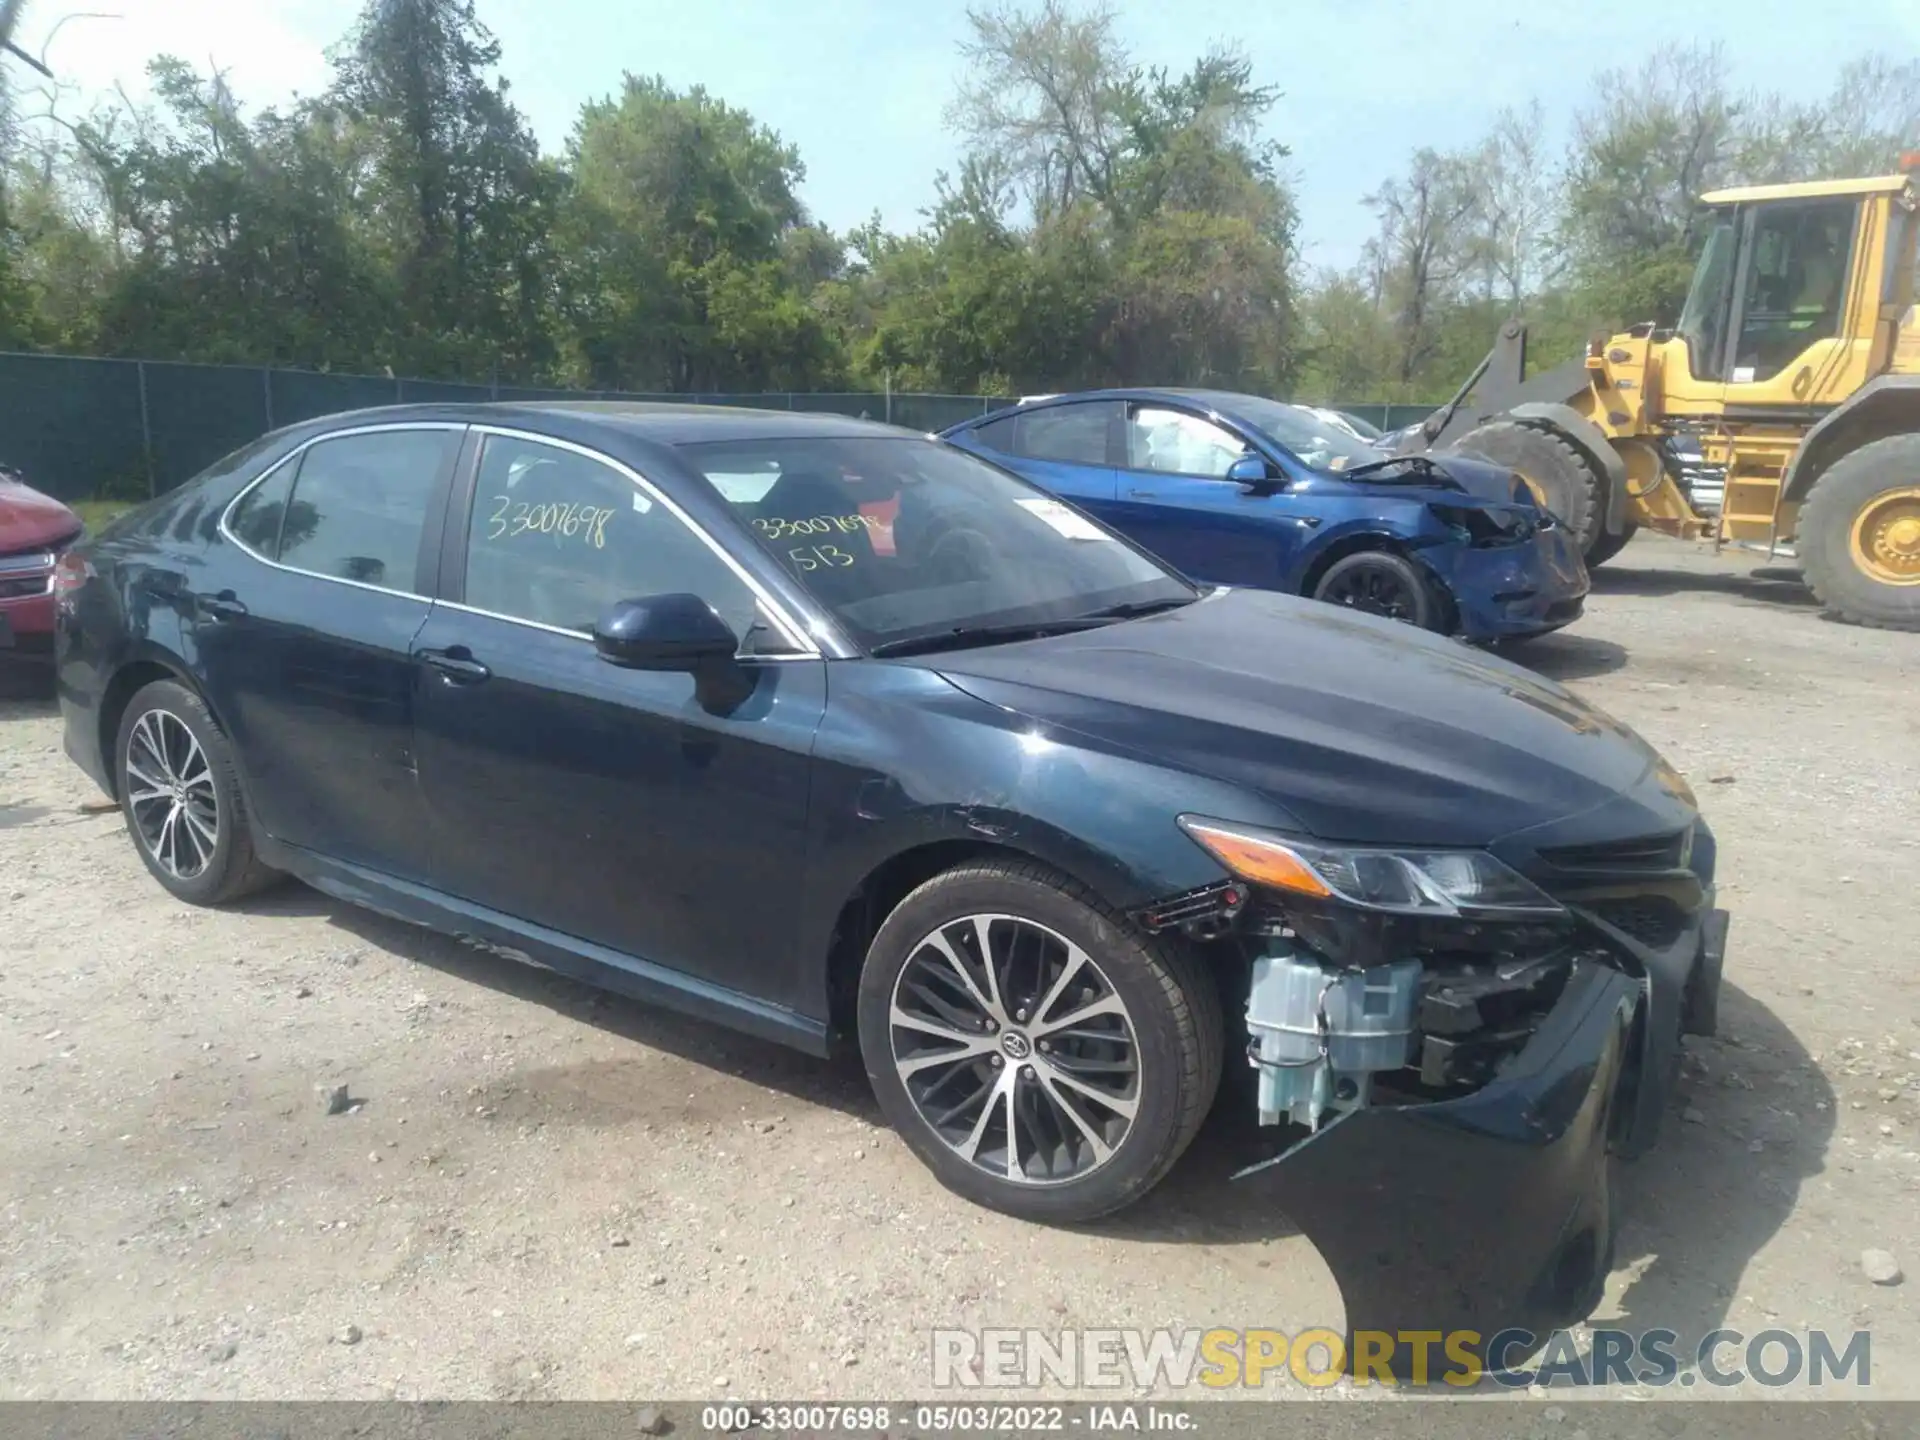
[942,389,1589,640]
[54,403,1721,1369]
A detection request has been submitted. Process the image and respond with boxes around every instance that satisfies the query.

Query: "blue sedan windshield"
[679,436,1195,650]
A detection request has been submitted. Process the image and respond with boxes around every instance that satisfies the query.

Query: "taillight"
[53,550,94,602]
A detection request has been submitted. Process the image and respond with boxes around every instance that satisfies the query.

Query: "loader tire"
[1451,420,1606,555]
[1797,434,1920,632]
[1583,523,1638,568]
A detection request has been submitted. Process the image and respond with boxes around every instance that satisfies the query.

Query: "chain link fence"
[0,351,1438,503]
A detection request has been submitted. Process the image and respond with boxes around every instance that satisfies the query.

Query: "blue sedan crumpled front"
[941,388,1590,641]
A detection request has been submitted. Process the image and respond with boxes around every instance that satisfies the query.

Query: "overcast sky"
[13,0,1920,270]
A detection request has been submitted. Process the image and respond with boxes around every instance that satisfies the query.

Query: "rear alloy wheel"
[1797,434,1920,632]
[1311,549,1438,630]
[115,679,282,905]
[858,860,1221,1223]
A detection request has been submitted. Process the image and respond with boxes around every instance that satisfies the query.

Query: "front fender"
[1778,375,1920,508]
[1285,514,1436,591]
[793,664,1260,1022]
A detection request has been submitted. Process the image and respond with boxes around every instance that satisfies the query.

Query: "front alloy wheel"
[858,860,1222,1223]
[889,913,1141,1185]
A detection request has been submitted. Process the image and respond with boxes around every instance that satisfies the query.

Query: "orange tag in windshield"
[859,496,899,556]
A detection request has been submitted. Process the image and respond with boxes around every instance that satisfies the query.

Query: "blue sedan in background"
[942,389,1589,640]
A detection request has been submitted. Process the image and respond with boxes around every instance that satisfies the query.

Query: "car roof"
[952,387,1291,431]
[284,400,918,446]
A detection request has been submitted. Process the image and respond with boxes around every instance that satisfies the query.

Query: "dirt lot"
[1,532,1917,1403]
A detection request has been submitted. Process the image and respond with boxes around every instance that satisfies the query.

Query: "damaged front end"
[1142,816,1729,1377]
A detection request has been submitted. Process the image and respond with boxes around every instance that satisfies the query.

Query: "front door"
[199,424,461,878]
[1715,199,1862,541]
[410,430,827,1005]
[1105,403,1309,588]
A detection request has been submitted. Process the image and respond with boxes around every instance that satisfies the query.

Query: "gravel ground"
[1,532,1916,1403]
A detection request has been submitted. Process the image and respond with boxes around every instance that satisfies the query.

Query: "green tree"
[1360,147,1481,386]
[331,0,557,378]
[1739,57,1920,182]
[557,74,842,390]
[49,60,390,365]
[886,4,1299,394]
[1558,43,1742,328]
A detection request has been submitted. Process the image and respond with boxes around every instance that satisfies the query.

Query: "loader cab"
[1661,175,1918,410]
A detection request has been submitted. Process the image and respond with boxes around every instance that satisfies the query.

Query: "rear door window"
[969,415,1018,454]
[1012,401,1120,465]
[273,430,455,594]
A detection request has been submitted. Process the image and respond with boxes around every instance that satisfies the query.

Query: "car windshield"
[1220,396,1382,474]
[679,436,1196,651]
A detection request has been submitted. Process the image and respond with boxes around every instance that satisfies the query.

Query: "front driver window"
[1127,406,1251,478]
[463,435,776,648]
[1733,201,1855,383]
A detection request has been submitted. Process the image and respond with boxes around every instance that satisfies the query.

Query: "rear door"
[1105,403,1311,588]
[966,400,1123,513]
[202,424,461,878]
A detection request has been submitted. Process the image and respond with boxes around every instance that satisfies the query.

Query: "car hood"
[1345,451,1530,507]
[0,478,81,553]
[925,589,1682,848]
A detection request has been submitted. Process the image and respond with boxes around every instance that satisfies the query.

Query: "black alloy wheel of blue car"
[1311,550,1437,630]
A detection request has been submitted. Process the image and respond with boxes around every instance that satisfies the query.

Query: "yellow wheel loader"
[1400,157,1920,631]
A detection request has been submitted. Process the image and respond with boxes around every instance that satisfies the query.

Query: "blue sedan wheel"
[1312,550,1438,630]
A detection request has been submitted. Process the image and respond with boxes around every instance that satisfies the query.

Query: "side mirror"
[1228,454,1280,493]
[593,593,738,670]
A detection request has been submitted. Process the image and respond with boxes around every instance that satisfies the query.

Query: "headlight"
[1178,816,1564,918]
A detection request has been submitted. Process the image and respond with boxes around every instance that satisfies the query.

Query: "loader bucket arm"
[1406,322,1597,453]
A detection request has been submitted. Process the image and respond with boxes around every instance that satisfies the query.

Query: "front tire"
[857,860,1222,1223]
[1797,434,1920,632]
[115,678,281,905]
[1311,549,1439,630]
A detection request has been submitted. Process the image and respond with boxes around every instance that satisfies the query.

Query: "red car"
[0,467,83,660]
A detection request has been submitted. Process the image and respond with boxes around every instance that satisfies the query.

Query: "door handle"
[417,646,491,684]
[1127,488,1155,498]
[196,590,247,621]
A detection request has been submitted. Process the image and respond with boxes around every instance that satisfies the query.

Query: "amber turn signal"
[1177,820,1332,898]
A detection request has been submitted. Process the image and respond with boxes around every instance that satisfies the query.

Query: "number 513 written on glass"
[789,544,855,570]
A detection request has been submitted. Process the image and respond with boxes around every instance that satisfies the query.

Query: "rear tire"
[115,679,282,905]
[1311,549,1439,630]
[857,859,1222,1223]
[1798,434,1920,632]
[1452,420,1605,554]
